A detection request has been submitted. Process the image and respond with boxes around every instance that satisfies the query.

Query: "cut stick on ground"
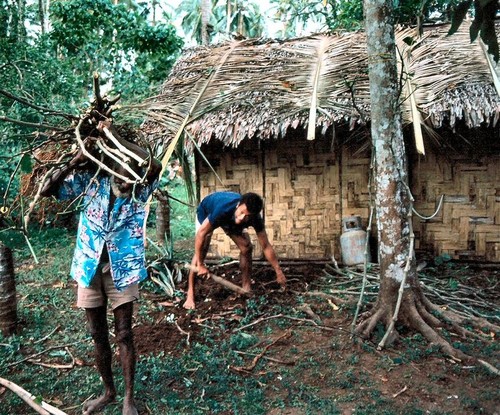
[229,331,291,373]
[184,264,251,296]
[0,377,68,415]
[235,350,295,366]
[392,385,408,398]
[208,272,250,295]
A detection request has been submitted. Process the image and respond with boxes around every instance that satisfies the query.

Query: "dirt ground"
[134,261,499,415]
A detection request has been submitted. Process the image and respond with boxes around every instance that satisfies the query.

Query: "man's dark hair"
[240,192,263,215]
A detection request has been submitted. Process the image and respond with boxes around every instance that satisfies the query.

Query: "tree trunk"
[226,0,232,34]
[151,0,157,26]
[357,0,495,362]
[11,0,27,43]
[0,243,17,336]
[362,0,414,336]
[201,0,211,45]
[38,0,45,34]
[155,190,171,246]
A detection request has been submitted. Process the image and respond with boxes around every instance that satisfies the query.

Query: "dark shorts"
[77,264,139,310]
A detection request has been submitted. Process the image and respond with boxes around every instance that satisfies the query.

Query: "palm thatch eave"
[142,23,500,154]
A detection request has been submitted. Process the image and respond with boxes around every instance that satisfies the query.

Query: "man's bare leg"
[183,262,197,310]
[114,302,138,415]
[83,306,117,415]
[183,233,212,310]
[230,233,253,292]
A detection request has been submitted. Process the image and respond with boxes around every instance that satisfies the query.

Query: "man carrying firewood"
[183,191,287,310]
[41,119,161,415]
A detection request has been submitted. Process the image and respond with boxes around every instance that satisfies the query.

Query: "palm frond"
[141,23,499,150]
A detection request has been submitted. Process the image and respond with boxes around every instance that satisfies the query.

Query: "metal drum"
[340,216,370,266]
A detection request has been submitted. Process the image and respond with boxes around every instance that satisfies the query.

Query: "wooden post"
[155,190,171,246]
[0,243,17,336]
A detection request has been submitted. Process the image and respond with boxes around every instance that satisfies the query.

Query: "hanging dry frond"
[140,24,499,151]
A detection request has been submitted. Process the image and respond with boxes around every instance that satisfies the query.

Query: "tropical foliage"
[449,0,499,61]
[0,0,183,213]
[176,0,266,44]
[269,0,499,53]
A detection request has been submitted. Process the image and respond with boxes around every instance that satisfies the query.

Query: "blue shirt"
[57,171,157,291]
[197,192,264,234]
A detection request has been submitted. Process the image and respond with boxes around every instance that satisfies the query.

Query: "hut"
[143,24,500,263]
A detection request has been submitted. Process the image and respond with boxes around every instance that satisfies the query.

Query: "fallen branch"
[175,321,191,347]
[234,350,295,366]
[33,326,61,345]
[292,289,347,304]
[0,377,68,415]
[296,304,322,324]
[27,347,75,369]
[478,359,500,375]
[229,331,291,373]
[233,314,284,332]
[233,313,338,333]
[26,359,74,369]
[392,385,408,398]
[5,343,77,369]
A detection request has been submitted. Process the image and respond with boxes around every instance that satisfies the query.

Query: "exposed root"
[355,285,497,367]
[415,297,442,328]
[400,296,470,362]
[412,288,483,340]
[421,293,499,335]
[355,305,386,339]
[478,359,500,375]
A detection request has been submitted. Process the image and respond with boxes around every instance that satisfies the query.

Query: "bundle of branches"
[3,75,154,227]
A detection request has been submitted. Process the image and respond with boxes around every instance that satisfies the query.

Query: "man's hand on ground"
[276,269,287,289]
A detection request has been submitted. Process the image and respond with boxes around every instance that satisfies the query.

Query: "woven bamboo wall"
[198,136,500,262]
[411,153,500,262]
[339,145,372,234]
[263,138,340,258]
[198,136,341,259]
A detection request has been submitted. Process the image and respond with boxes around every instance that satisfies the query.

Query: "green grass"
[1,182,499,415]
[0,227,338,414]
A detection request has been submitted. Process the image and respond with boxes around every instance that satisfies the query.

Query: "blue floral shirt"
[57,171,157,291]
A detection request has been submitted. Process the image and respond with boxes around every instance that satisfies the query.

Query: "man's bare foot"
[183,298,196,310]
[83,393,115,414]
[122,397,138,415]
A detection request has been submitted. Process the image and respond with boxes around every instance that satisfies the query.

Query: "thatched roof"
[143,23,499,152]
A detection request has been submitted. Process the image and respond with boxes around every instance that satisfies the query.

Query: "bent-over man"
[183,191,286,310]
